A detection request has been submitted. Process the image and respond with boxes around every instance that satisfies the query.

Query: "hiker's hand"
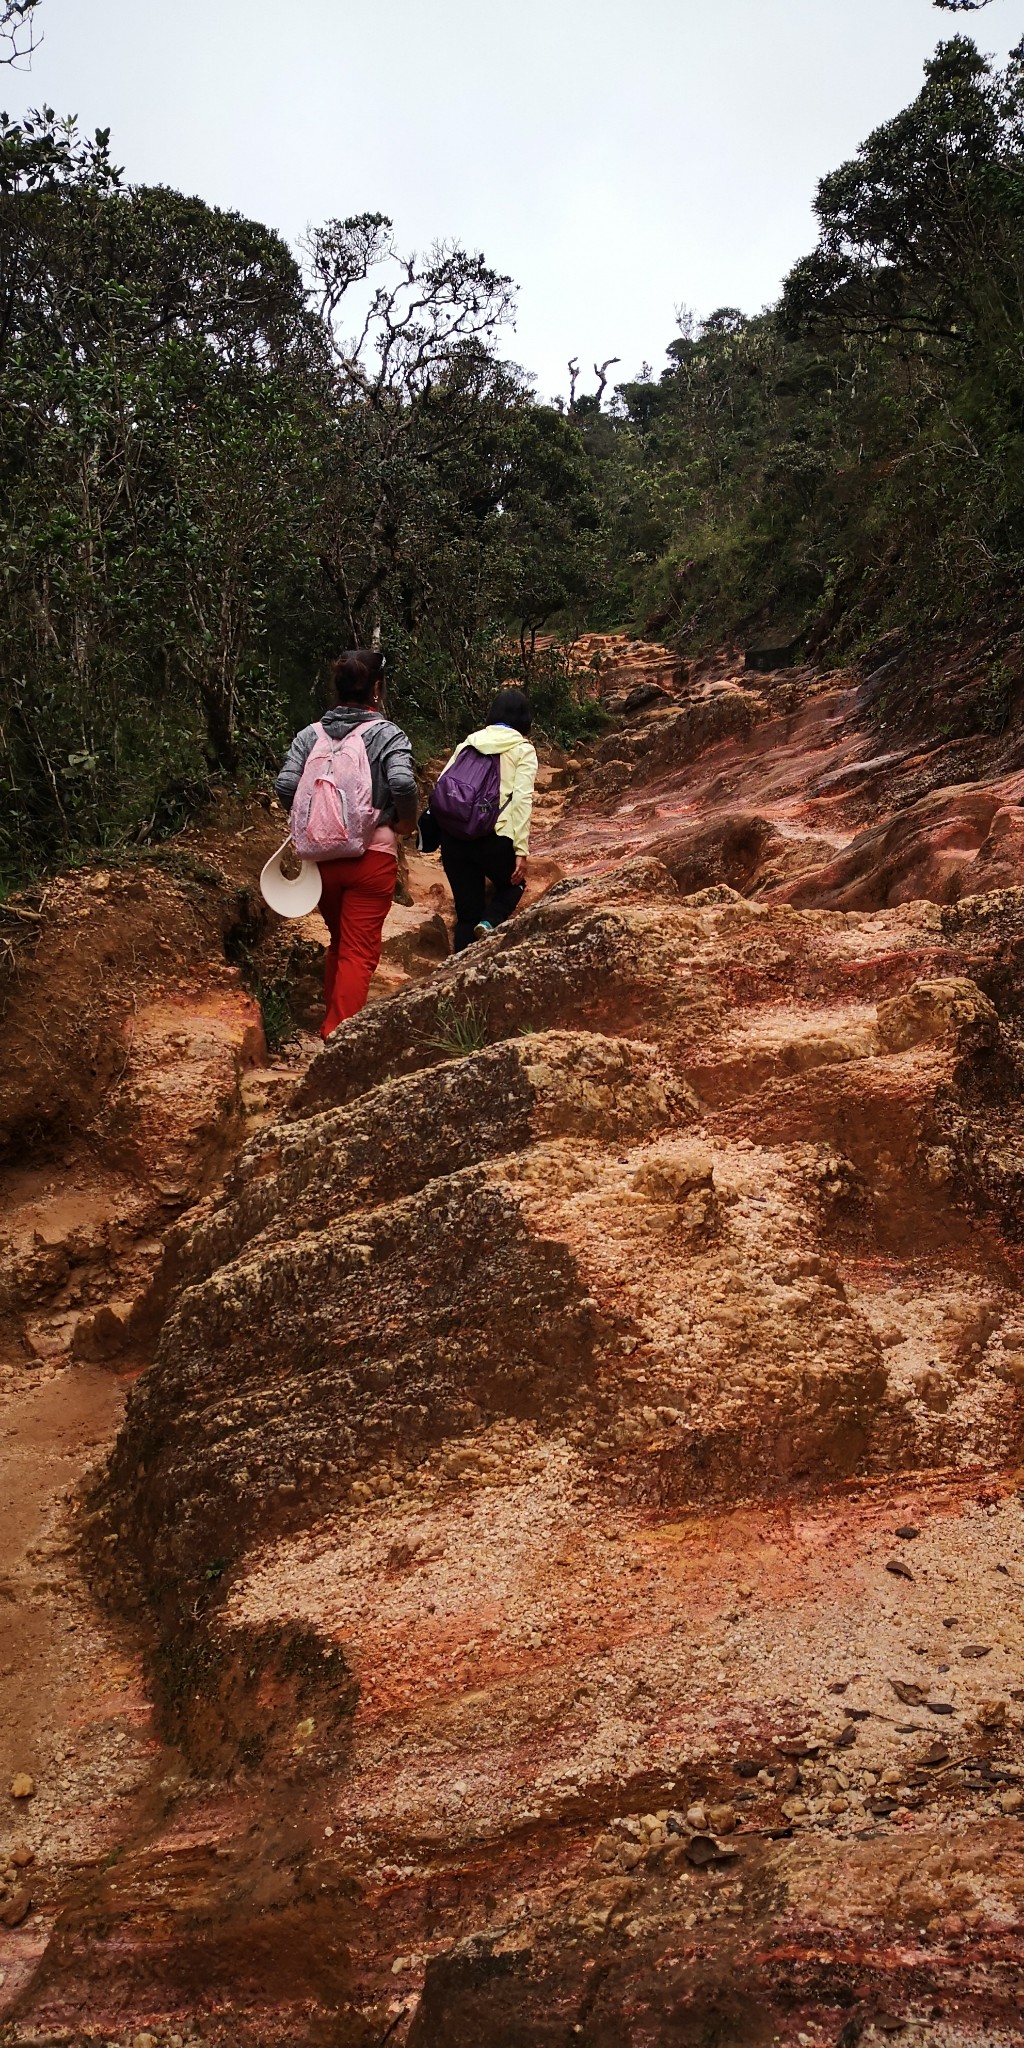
[397,814,418,837]
[511,856,528,888]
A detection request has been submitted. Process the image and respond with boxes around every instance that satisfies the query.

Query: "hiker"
[429,687,538,951]
[275,649,418,1037]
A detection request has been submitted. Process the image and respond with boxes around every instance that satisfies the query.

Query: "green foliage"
[422,996,490,1058]
[253,976,297,1054]
[17,8,1023,885]
[0,125,328,879]
[0,144,605,883]
[521,645,608,748]
[308,218,604,733]
[394,627,606,753]
[576,35,1024,720]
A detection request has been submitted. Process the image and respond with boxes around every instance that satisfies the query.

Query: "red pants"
[317,850,397,1038]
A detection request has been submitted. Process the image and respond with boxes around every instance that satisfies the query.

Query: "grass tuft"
[421,996,489,1058]
[252,974,298,1053]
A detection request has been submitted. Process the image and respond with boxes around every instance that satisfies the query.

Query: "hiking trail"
[3,641,1024,2046]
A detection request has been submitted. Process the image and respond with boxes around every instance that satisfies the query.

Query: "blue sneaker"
[473,919,495,940]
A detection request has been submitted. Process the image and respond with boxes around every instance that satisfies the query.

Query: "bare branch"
[305,218,516,403]
[593,356,621,404]
[0,0,41,67]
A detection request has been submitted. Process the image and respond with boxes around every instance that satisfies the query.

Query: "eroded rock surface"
[8,651,1024,2046]
[0,820,295,1380]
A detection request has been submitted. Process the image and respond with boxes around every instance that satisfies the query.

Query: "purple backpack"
[430,746,511,840]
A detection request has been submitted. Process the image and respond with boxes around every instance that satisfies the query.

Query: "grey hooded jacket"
[275,706,418,830]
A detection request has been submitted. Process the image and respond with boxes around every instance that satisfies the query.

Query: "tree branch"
[0,0,41,67]
[593,356,621,404]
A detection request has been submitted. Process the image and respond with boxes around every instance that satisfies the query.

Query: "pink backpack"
[291,720,380,860]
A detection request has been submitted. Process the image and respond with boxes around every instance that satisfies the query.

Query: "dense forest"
[586,26,1024,709]
[2,0,1024,879]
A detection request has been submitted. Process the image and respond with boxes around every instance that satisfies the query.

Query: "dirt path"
[0,824,459,2020]
[0,1362,164,2005]
[6,642,1024,2042]
[533,645,1024,910]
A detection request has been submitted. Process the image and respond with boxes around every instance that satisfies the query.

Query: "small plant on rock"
[422,997,489,1058]
[253,974,298,1053]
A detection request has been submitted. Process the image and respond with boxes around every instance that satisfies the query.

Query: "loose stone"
[0,1887,32,1927]
[977,1700,1007,1730]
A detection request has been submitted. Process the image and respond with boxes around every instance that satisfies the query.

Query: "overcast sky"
[7,0,1023,401]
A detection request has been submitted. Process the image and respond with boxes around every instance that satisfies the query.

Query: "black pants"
[439,831,524,951]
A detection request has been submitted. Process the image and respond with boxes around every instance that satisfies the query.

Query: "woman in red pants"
[275,650,418,1036]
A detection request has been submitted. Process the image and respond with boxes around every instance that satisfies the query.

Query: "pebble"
[895,1526,920,1540]
[891,1679,925,1706]
[999,1788,1024,1814]
[960,1645,992,1659]
[0,1886,32,1927]
[977,1699,1007,1730]
[685,1803,708,1831]
[9,1773,34,1800]
[886,1559,914,1581]
[684,1834,721,1867]
[707,1803,736,1835]
[11,1842,33,1867]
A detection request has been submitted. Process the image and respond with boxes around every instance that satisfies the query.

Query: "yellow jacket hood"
[460,723,532,755]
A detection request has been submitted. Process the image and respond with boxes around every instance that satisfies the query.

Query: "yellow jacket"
[443,724,539,856]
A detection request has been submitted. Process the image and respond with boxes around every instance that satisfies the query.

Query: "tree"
[0,105,121,375]
[306,213,516,643]
[0,168,326,863]
[573,28,1024,709]
[300,212,603,734]
[780,38,1024,349]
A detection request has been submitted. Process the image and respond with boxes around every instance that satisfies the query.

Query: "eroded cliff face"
[7,649,1024,2047]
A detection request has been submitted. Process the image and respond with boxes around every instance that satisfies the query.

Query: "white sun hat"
[259,838,323,918]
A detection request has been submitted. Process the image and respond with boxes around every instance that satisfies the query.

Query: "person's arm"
[274,724,318,810]
[378,724,420,835]
[507,741,538,885]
